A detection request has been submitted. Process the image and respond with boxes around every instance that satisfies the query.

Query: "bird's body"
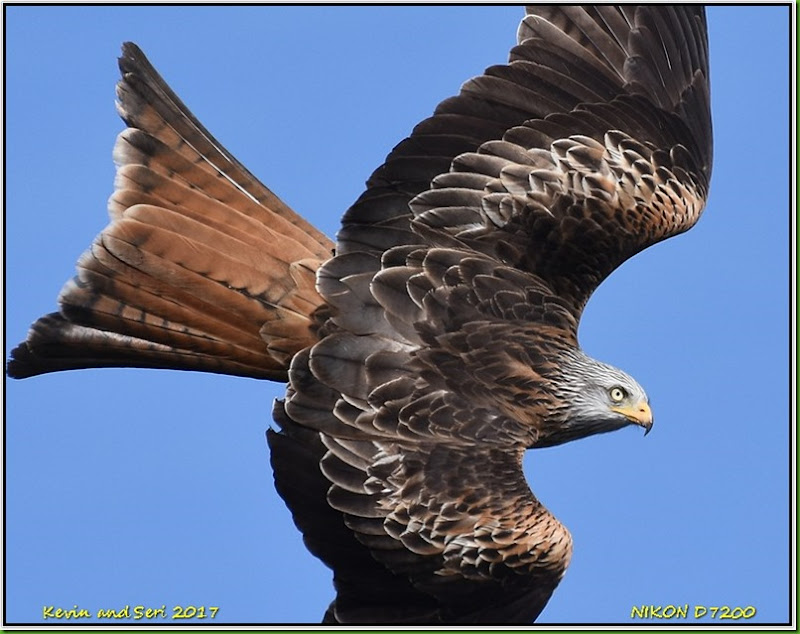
[7,6,712,624]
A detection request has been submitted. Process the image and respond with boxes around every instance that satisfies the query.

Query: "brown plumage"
[7,6,712,624]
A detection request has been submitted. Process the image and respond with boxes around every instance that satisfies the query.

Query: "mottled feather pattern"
[411,123,706,317]
[8,6,711,625]
[278,6,710,623]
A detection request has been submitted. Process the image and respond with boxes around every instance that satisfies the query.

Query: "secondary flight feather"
[8,6,712,624]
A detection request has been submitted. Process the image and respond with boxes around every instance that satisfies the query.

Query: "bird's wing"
[8,5,713,624]
[272,5,711,623]
[276,242,576,623]
[8,43,334,380]
[409,5,712,323]
[272,406,569,624]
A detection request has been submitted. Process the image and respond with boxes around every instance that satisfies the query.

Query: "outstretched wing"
[271,5,711,623]
[411,5,712,322]
[8,5,712,624]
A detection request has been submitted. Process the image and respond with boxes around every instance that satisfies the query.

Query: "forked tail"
[8,43,334,381]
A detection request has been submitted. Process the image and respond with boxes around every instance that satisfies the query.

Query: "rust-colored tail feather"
[7,42,333,381]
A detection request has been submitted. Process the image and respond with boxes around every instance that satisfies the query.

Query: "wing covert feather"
[275,6,711,623]
[10,6,712,625]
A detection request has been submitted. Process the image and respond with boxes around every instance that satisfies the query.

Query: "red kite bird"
[8,6,712,624]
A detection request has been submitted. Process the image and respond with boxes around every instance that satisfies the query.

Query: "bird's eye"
[609,387,626,402]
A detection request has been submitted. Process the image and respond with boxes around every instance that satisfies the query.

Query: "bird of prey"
[7,6,712,624]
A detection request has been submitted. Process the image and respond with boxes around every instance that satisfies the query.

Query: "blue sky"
[4,5,792,626]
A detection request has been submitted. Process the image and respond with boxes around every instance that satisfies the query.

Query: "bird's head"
[535,350,653,448]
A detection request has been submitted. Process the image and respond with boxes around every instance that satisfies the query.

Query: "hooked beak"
[611,401,653,436]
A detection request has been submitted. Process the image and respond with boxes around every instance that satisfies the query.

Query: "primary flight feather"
[8,6,712,624]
